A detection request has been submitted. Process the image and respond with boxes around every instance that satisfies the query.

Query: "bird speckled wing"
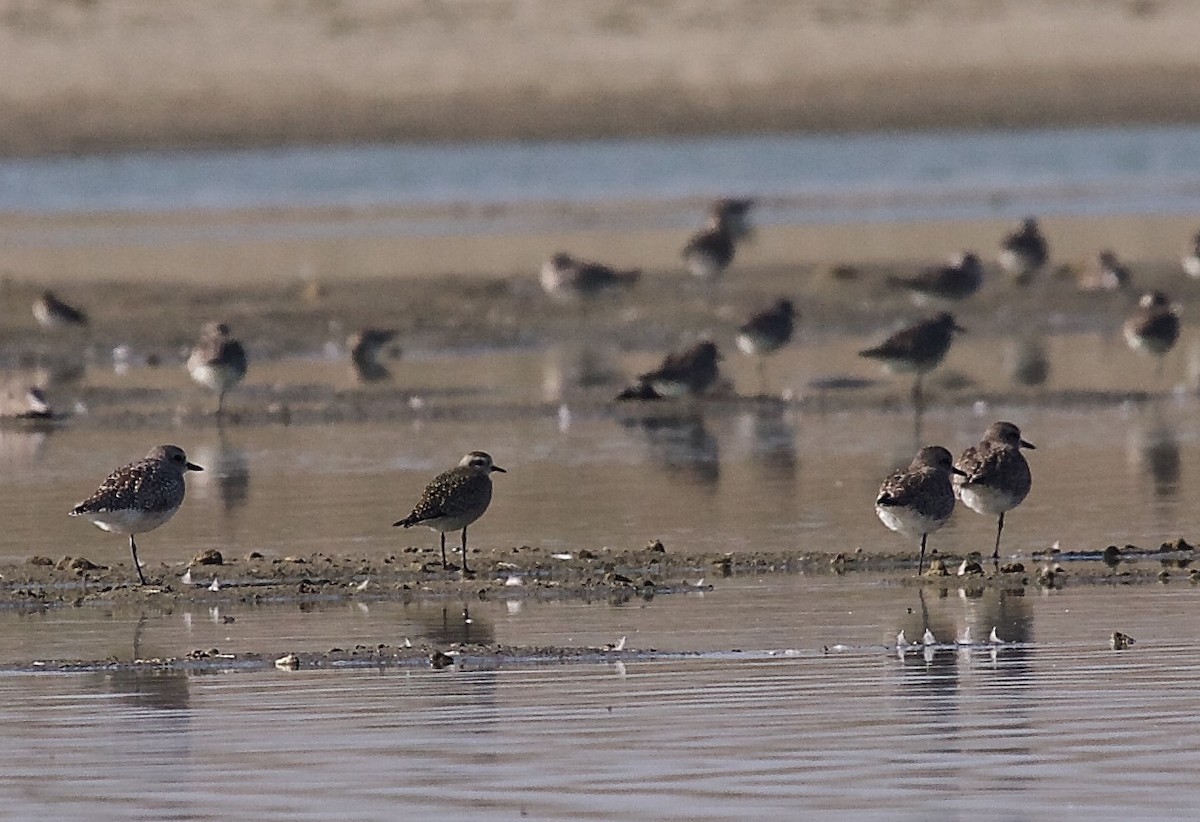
[72,457,187,516]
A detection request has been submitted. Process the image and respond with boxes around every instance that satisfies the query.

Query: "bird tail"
[392,515,418,528]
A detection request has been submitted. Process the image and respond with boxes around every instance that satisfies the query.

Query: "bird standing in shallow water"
[540,252,640,301]
[886,252,982,304]
[70,445,203,586]
[682,212,738,280]
[859,313,964,408]
[876,445,965,574]
[736,299,795,396]
[954,421,1035,565]
[636,340,722,399]
[187,322,248,416]
[393,451,506,574]
[1123,290,1180,379]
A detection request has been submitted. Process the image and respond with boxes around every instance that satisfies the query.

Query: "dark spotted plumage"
[876,445,964,573]
[859,313,965,405]
[187,322,248,415]
[70,445,203,586]
[683,214,737,280]
[737,299,796,395]
[393,451,506,573]
[540,252,640,299]
[955,421,1035,563]
[1124,291,1180,361]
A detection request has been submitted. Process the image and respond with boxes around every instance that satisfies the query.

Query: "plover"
[1076,249,1131,292]
[886,251,983,303]
[858,313,965,404]
[954,421,1035,563]
[540,252,640,300]
[998,217,1049,285]
[1123,290,1180,375]
[187,322,248,415]
[1182,231,1200,279]
[393,451,506,574]
[876,445,965,573]
[709,197,756,242]
[349,328,398,383]
[33,290,88,329]
[736,298,796,395]
[682,212,737,280]
[637,340,722,398]
[69,445,203,585]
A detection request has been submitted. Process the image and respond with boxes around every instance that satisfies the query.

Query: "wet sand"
[2,0,1200,155]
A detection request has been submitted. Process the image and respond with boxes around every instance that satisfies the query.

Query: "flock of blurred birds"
[4,200,1199,424]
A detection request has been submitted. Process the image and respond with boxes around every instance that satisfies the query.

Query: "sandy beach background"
[2,0,1199,156]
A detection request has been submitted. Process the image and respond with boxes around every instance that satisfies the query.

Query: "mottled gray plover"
[70,445,203,585]
[33,290,88,330]
[887,252,982,303]
[393,451,506,574]
[187,322,248,415]
[998,217,1049,285]
[876,445,965,573]
[683,213,737,280]
[540,252,640,300]
[859,312,965,405]
[736,298,795,395]
[954,421,1034,563]
[1123,290,1180,376]
[637,340,722,398]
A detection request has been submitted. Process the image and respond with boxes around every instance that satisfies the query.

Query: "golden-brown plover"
[1123,290,1180,375]
[637,340,722,398]
[876,445,965,573]
[69,445,203,585]
[887,251,983,303]
[33,290,88,330]
[954,421,1035,564]
[540,252,640,300]
[859,312,964,405]
[998,216,1049,285]
[187,322,248,416]
[736,298,795,395]
[683,212,737,280]
[393,451,506,574]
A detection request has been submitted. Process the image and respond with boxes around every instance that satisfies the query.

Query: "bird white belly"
[876,505,945,540]
[685,254,722,280]
[189,363,238,392]
[959,485,1019,516]
[80,507,178,535]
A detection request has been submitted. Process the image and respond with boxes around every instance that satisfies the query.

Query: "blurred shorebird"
[1,385,55,421]
[859,313,964,406]
[33,290,88,330]
[187,322,248,416]
[876,445,965,574]
[69,445,203,586]
[998,217,1049,285]
[349,328,398,383]
[683,212,738,280]
[636,340,722,399]
[886,252,982,304]
[393,451,506,574]
[1076,249,1131,292]
[540,252,640,301]
[736,298,796,395]
[709,197,756,242]
[1123,290,1180,378]
[954,421,1035,564]
[1182,230,1200,279]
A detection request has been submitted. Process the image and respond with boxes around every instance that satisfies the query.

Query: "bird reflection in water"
[409,604,495,647]
[192,427,251,537]
[1127,418,1180,501]
[621,411,720,490]
[736,405,798,486]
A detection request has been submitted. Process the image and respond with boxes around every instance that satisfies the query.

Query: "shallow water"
[4,578,1200,820]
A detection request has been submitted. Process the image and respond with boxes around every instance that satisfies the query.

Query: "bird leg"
[460,527,472,574]
[757,359,768,397]
[993,512,1006,564]
[918,533,927,575]
[130,534,148,586]
[440,532,449,569]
